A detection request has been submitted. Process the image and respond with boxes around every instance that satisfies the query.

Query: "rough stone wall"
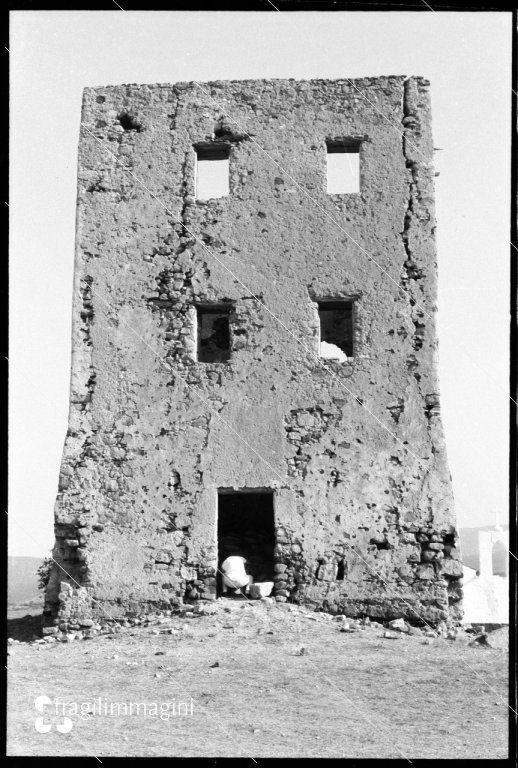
[44,77,462,628]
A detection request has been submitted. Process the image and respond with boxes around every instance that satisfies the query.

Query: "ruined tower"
[44,77,463,629]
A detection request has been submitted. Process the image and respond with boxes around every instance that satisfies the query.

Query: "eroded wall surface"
[44,77,462,629]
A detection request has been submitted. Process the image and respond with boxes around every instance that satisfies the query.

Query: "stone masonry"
[44,77,462,630]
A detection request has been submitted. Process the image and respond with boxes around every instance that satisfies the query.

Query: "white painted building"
[461,527,509,624]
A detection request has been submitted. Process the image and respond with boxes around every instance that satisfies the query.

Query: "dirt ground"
[7,600,509,758]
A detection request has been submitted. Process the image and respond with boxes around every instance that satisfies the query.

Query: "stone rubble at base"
[10,601,506,648]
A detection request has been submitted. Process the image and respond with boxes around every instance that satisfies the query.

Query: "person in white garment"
[221,555,253,595]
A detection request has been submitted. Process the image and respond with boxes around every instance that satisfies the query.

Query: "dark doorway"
[196,305,232,363]
[317,300,354,358]
[217,490,275,596]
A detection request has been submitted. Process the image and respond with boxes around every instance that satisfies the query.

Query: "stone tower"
[44,77,463,630]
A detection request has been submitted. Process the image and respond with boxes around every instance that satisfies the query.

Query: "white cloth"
[320,341,347,362]
[221,555,249,589]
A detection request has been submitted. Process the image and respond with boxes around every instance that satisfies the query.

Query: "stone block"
[260,597,275,606]
[443,545,460,560]
[180,565,198,581]
[416,564,434,580]
[439,559,463,580]
[388,618,410,633]
[485,627,508,649]
[250,582,274,599]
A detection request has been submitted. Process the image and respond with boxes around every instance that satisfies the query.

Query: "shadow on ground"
[7,613,43,642]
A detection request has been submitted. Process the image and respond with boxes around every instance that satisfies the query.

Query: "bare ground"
[7,600,508,758]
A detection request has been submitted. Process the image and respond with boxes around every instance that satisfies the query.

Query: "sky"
[9,10,512,557]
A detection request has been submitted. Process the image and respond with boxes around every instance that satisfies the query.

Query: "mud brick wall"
[44,77,461,627]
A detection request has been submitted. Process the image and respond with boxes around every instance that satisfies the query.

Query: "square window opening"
[318,300,354,360]
[196,304,232,363]
[326,139,361,194]
[217,489,275,597]
[195,143,230,200]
